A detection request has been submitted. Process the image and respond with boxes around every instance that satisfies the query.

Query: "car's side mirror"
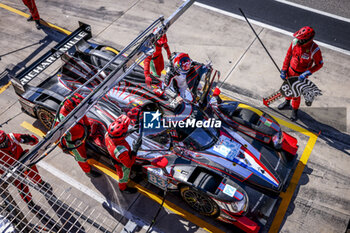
[151,156,169,168]
[213,87,221,97]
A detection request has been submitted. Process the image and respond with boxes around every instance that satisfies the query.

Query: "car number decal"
[223,184,236,197]
[147,171,167,189]
[213,136,241,161]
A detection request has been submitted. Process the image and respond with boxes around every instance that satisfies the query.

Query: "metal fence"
[0,152,119,233]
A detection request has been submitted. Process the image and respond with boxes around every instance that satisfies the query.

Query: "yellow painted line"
[1,1,165,81]
[22,122,223,232]
[216,94,319,232]
[5,0,316,227]
[272,115,316,137]
[0,2,71,35]
[87,159,119,181]
[268,134,318,233]
[18,71,317,233]
[130,180,225,233]
[21,121,46,137]
[87,158,223,232]
[298,134,318,165]
[0,81,12,94]
[41,21,71,35]
[0,3,29,18]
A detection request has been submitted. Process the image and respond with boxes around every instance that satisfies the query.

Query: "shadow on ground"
[298,109,350,156]
[89,174,204,233]
[0,24,67,87]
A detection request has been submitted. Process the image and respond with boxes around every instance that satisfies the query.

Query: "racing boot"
[85,170,102,178]
[291,109,298,121]
[278,100,291,110]
[121,187,138,194]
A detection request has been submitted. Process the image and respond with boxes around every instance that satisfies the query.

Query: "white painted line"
[37,161,159,232]
[194,2,350,56]
[273,0,350,23]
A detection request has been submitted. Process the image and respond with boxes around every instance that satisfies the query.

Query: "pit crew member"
[55,93,101,178]
[278,26,323,121]
[105,115,142,194]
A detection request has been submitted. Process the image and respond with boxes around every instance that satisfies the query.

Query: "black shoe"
[35,20,41,30]
[27,16,33,21]
[85,170,102,178]
[278,100,291,110]
[291,109,298,121]
[121,187,138,194]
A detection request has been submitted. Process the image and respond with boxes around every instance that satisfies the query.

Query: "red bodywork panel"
[219,215,260,233]
[281,132,298,155]
[151,156,169,168]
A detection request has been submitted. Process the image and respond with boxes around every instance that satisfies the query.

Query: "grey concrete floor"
[0,0,349,233]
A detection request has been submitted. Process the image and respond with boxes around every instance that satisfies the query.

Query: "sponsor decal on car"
[143,110,222,129]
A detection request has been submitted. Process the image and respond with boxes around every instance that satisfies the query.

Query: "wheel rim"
[182,189,215,215]
[38,109,54,130]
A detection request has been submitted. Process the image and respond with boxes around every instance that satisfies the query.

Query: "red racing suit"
[105,134,135,191]
[0,133,41,203]
[282,39,323,109]
[144,41,171,85]
[55,107,92,174]
[22,0,40,21]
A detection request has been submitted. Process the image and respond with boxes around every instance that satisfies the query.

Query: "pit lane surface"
[1,0,350,233]
[196,0,350,52]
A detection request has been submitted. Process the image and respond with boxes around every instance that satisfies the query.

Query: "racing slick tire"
[180,186,219,217]
[37,108,55,130]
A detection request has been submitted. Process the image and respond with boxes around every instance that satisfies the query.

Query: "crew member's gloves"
[127,108,140,124]
[167,51,172,60]
[21,135,39,145]
[280,70,287,80]
[127,124,139,134]
[132,136,142,154]
[145,75,152,88]
[299,70,312,81]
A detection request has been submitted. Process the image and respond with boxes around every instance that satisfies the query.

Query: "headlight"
[272,131,282,149]
[230,195,248,214]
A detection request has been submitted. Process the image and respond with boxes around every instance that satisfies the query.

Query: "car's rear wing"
[11,22,92,94]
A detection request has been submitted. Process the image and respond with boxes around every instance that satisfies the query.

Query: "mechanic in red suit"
[144,32,171,88]
[55,93,101,178]
[22,0,41,30]
[278,26,323,121]
[105,115,142,194]
[0,130,42,203]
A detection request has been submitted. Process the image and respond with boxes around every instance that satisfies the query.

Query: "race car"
[11,23,298,233]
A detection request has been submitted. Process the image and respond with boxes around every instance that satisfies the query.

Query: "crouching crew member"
[55,93,101,178]
[0,130,43,203]
[105,115,142,194]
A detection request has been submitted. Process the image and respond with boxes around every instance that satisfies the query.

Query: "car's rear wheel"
[37,108,55,130]
[180,186,219,217]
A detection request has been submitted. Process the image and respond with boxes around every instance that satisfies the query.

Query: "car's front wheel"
[180,186,219,217]
[37,108,55,130]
